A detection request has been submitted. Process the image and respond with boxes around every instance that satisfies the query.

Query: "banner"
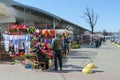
[25,35,30,54]
[13,36,19,54]
[3,34,9,52]
[3,34,30,54]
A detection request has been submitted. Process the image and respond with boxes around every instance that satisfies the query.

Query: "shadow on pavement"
[63,64,83,69]
[93,70,105,74]
[68,50,98,58]
[80,45,96,48]
[46,69,104,74]
[47,64,83,73]
[47,69,82,73]
[68,56,91,59]
[45,68,104,74]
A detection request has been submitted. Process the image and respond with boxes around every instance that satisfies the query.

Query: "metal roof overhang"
[12,4,61,20]
[61,19,89,31]
[11,3,90,32]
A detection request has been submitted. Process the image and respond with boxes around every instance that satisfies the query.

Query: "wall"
[6,7,41,23]
[0,23,9,32]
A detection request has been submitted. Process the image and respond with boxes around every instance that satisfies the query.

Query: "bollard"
[86,63,96,68]
[82,67,92,74]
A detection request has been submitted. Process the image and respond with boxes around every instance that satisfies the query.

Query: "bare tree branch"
[83,7,98,34]
[93,15,98,27]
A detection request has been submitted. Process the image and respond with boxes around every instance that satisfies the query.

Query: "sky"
[14,0,120,32]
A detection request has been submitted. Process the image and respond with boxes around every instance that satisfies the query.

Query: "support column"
[53,18,56,29]
[23,8,26,25]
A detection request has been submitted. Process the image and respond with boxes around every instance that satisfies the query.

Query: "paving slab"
[0,41,120,80]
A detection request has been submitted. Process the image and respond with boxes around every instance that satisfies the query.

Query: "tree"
[83,7,98,34]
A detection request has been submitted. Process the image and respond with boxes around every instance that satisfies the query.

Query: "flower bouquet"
[28,26,36,34]
[19,24,28,34]
[7,24,28,35]
[24,54,33,59]
[8,25,19,34]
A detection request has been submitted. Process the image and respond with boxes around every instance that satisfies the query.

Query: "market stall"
[25,26,55,69]
[1,24,70,70]
[1,25,30,62]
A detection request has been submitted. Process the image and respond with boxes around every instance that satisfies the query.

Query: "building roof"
[0,0,89,32]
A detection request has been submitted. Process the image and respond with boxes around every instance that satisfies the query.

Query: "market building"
[0,0,92,68]
[0,0,90,41]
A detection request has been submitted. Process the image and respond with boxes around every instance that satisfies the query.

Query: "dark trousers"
[54,50,62,69]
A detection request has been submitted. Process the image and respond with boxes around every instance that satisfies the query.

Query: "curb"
[112,42,120,48]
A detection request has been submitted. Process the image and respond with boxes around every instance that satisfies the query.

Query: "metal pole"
[24,8,26,25]
[53,18,56,29]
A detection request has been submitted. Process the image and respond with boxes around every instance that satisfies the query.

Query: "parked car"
[114,38,120,44]
[116,38,120,45]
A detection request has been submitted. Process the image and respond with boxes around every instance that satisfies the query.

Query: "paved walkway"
[0,41,120,80]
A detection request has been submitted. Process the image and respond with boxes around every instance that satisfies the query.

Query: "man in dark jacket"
[52,36,63,71]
